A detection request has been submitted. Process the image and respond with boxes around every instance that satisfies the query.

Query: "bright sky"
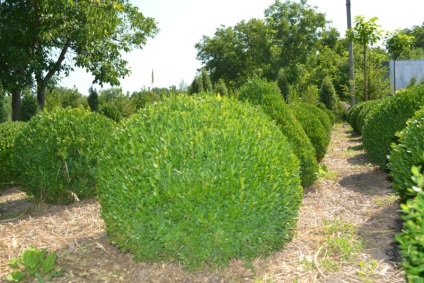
[61,0,424,95]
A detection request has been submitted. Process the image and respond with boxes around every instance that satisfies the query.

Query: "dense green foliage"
[288,102,331,161]
[20,93,39,122]
[355,100,381,134]
[0,121,27,189]
[13,108,115,204]
[362,86,424,169]
[97,94,302,269]
[347,100,381,133]
[389,107,424,202]
[238,78,318,186]
[396,166,424,281]
[319,77,337,110]
[0,0,158,118]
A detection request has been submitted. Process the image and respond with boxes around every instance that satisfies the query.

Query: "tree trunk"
[12,89,21,121]
[363,44,368,101]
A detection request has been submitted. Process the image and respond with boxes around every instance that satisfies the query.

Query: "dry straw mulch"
[0,123,404,282]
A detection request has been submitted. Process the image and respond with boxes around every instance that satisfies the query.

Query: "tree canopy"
[0,0,158,119]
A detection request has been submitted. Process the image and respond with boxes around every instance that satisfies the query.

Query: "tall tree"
[0,0,158,120]
[264,0,327,83]
[385,30,415,93]
[346,16,382,101]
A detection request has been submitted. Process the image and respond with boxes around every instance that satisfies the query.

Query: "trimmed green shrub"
[20,92,39,122]
[296,102,332,134]
[238,78,318,187]
[289,103,331,162]
[99,103,122,122]
[13,108,115,204]
[347,102,365,132]
[355,100,381,134]
[362,86,424,169]
[389,106,424,202]
[317,102,336,125]
[396,166,424,281]
[96,94,302,269]
[0,121,27,189]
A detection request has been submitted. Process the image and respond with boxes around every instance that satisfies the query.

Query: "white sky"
[61,0,424,94]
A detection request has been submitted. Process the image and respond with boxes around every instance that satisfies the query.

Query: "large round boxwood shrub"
[362,86,424,169]
[289,103,331,161]
[389,106,424,202]
[238,78,318,187]
[13,107,115,204]
[295,102,332,134]
[0,121,27,189]
[396,166,424,281]
[96,94,302,269]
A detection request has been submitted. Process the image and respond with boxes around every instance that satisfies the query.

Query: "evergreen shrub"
[317,102,336,125]
[289,103,331,161]
[0,122,27,189]
[355,100,381,134]
[96,94,302,269]
[396,166,424,281]
[347,102,364,132]
[13,108,115,204]
[389,106,424,202]
[238,78,318,186]
[362,86,424,169]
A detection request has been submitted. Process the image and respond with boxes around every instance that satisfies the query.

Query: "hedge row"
[96,94,303,268]
[289,102,332,162]
[346,86,424,281]
[362,86,424,169]
[238,79,319,187]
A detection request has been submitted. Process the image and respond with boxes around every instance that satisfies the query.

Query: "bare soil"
[0,123,404,282]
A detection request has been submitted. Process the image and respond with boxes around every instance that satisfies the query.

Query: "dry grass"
[0,123,404,282]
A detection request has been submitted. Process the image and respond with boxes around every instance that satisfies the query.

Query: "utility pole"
[346,0,355,106]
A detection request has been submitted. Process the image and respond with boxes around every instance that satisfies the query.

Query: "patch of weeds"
[357,259,378,282]
[6,246,63,282]
[319,165,339,181]
[374,194,398,207]
[316,219,364,272]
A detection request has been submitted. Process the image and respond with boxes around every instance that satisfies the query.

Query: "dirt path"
[0,123,404,282]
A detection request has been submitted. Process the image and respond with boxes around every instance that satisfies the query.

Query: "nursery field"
[0,123,404,282]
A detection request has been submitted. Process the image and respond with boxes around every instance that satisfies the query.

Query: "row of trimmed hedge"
[346,85,424,280]
[0,85,333,269]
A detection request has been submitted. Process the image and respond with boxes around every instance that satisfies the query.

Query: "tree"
[319,77,337,110]
[276,68,290,102]
[214,79,229,96]
[385,30,415,93]
[201,68,213,92]
[0,0,158,120]
[20,90,39,122]
[264,0,327,83]
[88,87,100,112]
[346,16,382,101]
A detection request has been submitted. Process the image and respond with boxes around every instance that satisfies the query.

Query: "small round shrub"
[396,166,424,281]
[362,86,424,169]
[0,121,27,189]
[96,94,302,269]
[288,103,331,162]
[238,78,318,187]
[13,107,115,204]
[348,102,366,133]
[389,106,424,202]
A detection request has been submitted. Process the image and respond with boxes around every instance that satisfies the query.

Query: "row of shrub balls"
[346,85,424,281]
[0,78,334,269]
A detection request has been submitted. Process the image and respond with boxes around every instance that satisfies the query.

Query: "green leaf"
[41,252,57,275]
[6,271,25,282]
